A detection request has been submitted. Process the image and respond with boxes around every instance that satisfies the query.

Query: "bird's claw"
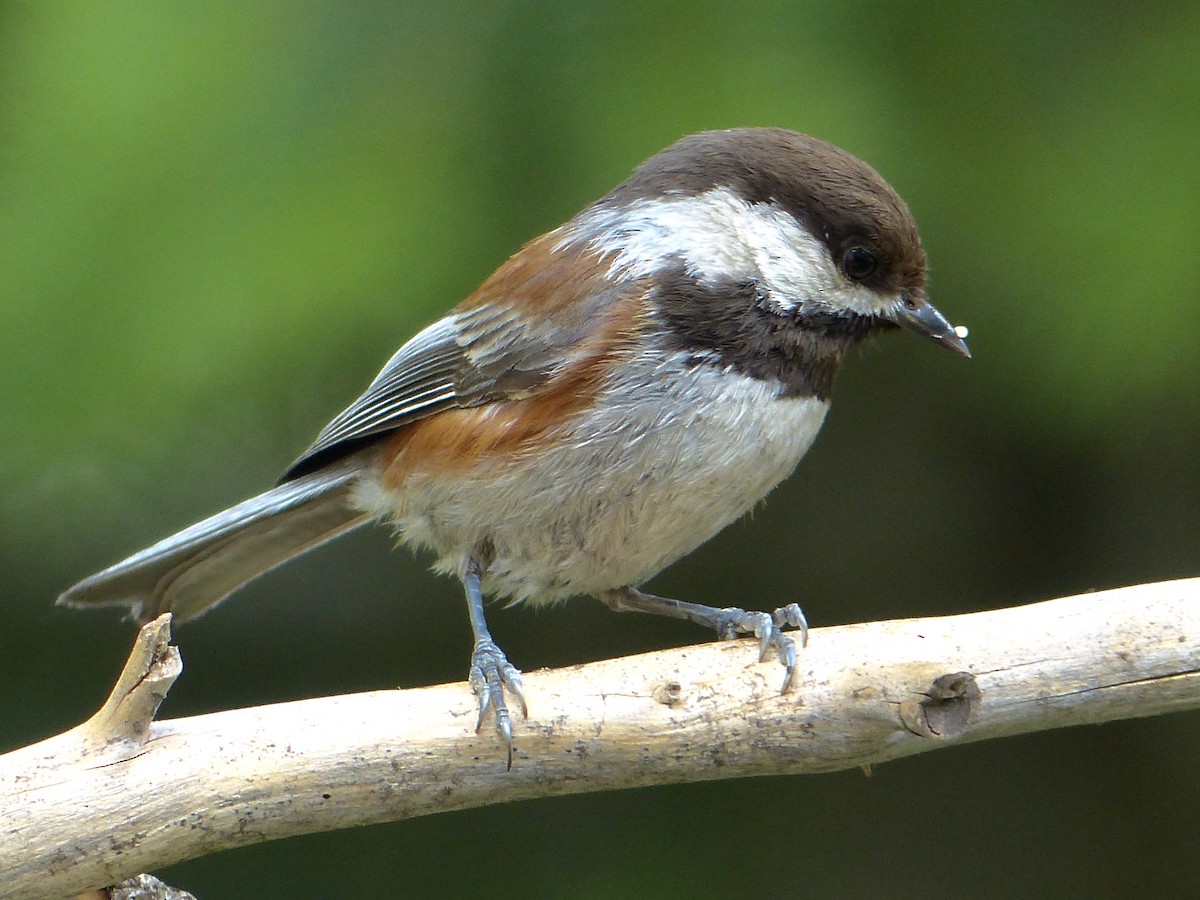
[712,603,808,693]
[468,638,527,769]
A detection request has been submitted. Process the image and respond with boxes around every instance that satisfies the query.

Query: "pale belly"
[352,365,829,603]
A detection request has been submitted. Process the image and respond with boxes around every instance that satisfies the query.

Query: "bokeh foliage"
[2,3,1197,897]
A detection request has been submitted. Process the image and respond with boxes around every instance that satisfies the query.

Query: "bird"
[60,127,969,766]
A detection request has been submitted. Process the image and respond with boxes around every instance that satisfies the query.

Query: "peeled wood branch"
[3,578,1199,899]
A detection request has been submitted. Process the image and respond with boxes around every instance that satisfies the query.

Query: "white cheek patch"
[565,187,894,318]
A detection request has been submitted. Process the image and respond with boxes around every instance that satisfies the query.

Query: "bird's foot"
[708,603,809,693]
[599,588,808,693]
[467,638,528,769]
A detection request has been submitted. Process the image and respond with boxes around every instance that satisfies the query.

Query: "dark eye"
[842,246,877,282]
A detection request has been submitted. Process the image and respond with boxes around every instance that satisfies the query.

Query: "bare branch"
[3,578,1198,899]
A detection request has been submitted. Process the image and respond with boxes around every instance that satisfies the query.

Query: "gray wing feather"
[280,306,575,480]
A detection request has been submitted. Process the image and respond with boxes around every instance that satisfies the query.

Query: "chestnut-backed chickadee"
[61,128,969,764]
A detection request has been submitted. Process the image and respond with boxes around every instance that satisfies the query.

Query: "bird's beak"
[891,295,971,358]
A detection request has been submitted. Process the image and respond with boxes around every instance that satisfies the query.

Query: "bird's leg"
[598,586,808,693]
[463,557,527,769]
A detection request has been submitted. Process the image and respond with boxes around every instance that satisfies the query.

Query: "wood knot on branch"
[899,671,981,738]
[651,680,684,707]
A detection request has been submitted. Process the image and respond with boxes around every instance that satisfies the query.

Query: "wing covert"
[280,228,649,482]
[279,306,573,481]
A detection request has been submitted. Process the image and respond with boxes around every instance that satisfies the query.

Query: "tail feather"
[58,467,372,624]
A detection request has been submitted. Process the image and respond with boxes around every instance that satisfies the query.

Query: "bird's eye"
[842,246,877,282]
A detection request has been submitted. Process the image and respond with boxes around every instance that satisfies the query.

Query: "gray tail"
[58,466,373,624]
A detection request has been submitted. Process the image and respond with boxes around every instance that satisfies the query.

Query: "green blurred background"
[3,2,1198,897]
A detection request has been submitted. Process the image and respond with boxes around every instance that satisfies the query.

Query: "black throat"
[652,268,877,400]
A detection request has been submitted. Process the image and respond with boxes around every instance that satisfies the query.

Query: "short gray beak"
[892,295,971,358]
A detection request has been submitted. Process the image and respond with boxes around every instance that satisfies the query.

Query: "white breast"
[352,356,829,604]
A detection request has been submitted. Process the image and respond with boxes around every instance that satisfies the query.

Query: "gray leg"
[598,587,808,693]
[463,558,527,769]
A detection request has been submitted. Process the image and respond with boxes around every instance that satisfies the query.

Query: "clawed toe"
[712,604,809,693]
[774,602,809,648]
[597,588,809,695]
[468,638,527,769]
